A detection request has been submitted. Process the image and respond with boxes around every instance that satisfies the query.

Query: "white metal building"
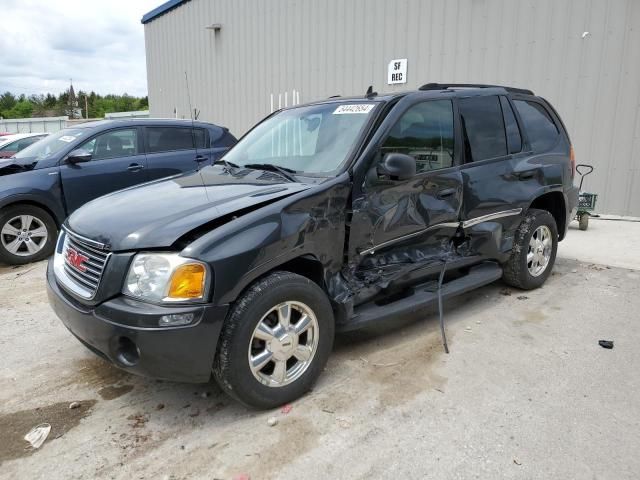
[142,0,640,216]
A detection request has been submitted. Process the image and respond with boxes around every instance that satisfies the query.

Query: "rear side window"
[381,99,455,173]
[500,97,522,154]
[146,127,207,153]
[513,100,559,152]
[459,96,507,162]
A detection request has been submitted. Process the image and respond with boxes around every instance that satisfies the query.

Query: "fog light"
[159,313,195,326]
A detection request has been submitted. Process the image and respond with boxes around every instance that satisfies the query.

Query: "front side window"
[459,95,507,162]
[80,129,138,160]
[514,100,559,152]
[146,127,207,153]
[223,102,376,174]
[381,100,455,173]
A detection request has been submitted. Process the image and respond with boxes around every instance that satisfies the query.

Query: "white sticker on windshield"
[333,104,375,115]
[59,135,76,143]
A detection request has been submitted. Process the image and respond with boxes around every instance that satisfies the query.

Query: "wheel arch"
[528,190,567,240]
[218,253,328,305]
[0,196,64,227]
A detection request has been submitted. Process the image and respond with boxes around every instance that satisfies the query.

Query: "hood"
[0,157,38,175]
[67,165,313,251]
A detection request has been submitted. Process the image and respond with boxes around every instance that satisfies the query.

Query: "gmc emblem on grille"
[66,248,89,272]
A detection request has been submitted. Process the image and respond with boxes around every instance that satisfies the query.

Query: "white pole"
[270,93,274,113]
[285,91,288,107]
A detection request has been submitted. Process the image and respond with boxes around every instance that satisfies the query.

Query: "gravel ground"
[0,218,639,479]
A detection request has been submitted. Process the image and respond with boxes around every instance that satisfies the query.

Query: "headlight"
[124,253,208,303]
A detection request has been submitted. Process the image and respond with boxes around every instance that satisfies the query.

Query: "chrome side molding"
[360,208,522,255]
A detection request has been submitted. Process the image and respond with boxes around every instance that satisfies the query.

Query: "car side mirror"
[377,152,416,180]
[66,149,92,164]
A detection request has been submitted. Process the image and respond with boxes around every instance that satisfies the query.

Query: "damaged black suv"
[47,83,579,408]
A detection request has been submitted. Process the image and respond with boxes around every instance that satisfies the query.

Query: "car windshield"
[13,128,87,160]
[223,102,378,174]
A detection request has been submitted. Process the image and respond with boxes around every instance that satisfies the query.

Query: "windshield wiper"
[213,158,240,169]
[244,163,298,182]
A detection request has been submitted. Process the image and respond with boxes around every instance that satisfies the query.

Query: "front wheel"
[213,271,334,409]
[0,205,57,265]
[502,209,558,290]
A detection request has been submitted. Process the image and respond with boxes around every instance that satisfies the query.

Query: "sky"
[0,0,161,97]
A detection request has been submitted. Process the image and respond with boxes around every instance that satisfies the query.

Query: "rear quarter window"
[215,130,237,148]
[146,127,207,153]
[513,100,560,153]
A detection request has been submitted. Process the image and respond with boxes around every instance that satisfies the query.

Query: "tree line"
[0,91,149,120]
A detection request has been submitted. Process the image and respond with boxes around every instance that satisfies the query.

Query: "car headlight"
[124,253,209,303]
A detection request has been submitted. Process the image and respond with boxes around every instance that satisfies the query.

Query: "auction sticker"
[333,104,375,115]
[59,135,77,143]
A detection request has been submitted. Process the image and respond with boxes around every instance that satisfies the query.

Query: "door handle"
[195,155,208,162]
[127,163,144,172]
[516,170,536,180]
[436,188,457,199]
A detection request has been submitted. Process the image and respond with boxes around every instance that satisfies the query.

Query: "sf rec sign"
[387,58,407,85]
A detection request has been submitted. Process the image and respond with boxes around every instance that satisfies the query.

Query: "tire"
[502,208,558,290]
[0,205,57,265]
[213,271,335,409]
[578,213,589,231]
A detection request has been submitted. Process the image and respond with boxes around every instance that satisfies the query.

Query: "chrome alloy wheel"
[527,225,552,277]
[248,301,320,387]
[1,215,48,257]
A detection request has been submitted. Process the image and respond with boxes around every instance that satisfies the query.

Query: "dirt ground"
[1,218,639,479]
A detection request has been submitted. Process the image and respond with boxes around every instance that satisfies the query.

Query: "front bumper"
[46,260,229,383]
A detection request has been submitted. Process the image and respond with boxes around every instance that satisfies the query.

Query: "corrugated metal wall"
[144,0,640,216]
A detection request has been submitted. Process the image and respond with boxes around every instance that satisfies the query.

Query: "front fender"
[0,169,65,224]
[183,177,351,305]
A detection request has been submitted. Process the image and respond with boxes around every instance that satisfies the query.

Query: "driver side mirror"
[377,152,416,180]
[66,148,92,164]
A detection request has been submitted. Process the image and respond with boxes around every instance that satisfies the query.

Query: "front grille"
[62,232,110,297]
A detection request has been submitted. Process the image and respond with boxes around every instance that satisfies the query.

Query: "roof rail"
[418,83,534,96]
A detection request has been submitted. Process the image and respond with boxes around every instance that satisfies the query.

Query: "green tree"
[2,100,34,118]
[0,92,17,112]
[1,90,149,119]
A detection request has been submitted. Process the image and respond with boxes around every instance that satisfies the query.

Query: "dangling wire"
[437,259,449,354]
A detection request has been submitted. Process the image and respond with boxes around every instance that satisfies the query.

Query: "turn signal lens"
[570,145,576,178]
[167,263,206,300]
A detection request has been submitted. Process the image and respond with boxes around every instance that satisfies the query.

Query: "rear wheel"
[213,271,334,409]
[0,205,57,265]
[502,209,558,290]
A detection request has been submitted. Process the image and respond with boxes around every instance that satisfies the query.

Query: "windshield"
[223,102,377,174]
[13,128,88,160]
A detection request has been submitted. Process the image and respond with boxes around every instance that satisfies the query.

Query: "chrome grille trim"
[53,230,111,300]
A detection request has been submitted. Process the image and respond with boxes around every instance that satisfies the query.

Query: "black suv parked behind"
[47,84,578,408]
[0,119,236,265]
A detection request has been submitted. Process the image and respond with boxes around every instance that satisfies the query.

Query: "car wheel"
[213,271,334,409]
[502,208,558,290]
[0,205,57,265]
[578,213,589,231]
